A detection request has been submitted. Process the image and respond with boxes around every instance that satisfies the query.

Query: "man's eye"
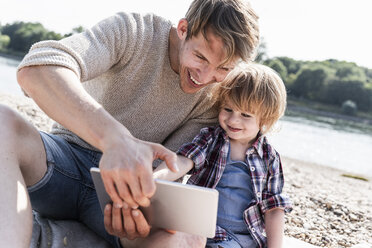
[242,113,251,118]
[196,54,204,60]
[224,108,232,112]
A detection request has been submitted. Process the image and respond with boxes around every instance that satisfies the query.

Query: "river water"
[268,117,372,178]
[1,56,372,178]
[0,56,23,95]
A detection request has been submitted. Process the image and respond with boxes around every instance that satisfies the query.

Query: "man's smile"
[188,70,204,87]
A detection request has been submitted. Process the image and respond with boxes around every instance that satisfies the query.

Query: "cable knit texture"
[18,12,219,152]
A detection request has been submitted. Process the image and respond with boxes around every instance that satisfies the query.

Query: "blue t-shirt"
[215,146,257,247]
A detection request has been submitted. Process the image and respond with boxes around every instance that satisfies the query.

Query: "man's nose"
[198,66,221,84]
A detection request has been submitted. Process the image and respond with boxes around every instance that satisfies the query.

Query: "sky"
[1,0,372,69]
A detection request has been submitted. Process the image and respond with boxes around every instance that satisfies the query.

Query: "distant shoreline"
[0,52,23,61]
[287,103,372,126]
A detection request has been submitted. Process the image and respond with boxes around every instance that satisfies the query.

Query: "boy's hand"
[153,155,194,182]
[104,203,151,239]
[164,229,177,234]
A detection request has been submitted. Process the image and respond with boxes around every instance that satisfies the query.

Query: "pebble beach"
[1,93,371,248]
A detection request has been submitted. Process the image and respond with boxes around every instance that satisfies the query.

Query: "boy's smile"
[226,125,242,132]
[219,98,261,146]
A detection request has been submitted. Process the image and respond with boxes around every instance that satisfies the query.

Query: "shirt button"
[250,167,255,172]
[257,192,261,198]
[251,228,256,232]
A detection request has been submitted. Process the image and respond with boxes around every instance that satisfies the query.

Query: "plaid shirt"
[177,126,292,248]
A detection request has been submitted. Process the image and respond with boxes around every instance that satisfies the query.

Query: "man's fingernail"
[105,204,111,211]
[114,202,123,208]
[174,163,179,172]
[122,202,129,209]
[132,210,139,217]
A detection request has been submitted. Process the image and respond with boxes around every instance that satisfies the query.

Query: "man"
[0,0,259,247]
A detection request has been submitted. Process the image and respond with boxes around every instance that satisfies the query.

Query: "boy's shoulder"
[256,135,280,161]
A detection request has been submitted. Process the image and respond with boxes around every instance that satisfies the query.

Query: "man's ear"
[176,18,188,40]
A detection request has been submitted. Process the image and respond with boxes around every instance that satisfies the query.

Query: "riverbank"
[0,93,371,248]
[286,99,372,134]
[283,157,371,247]
[0,51,24,61]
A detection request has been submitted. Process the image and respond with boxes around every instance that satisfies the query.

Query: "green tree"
[0,34,10,50]
[276,56,301,75]
[64,26,86,37]
[2,21,63,53]
[325,79,371,111]
[266,59,287,82]
[291,66,329,101]
[335,63,366,81]
[12,23,48,52]
[2,22,25,41]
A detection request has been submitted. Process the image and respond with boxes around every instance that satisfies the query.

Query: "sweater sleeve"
[17,12,148,82]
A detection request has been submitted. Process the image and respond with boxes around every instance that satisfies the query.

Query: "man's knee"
[0,104,29,137]
[0,104,46,182]
[185,234,206,248]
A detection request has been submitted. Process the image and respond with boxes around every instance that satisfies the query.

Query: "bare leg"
[0,105,48,248]
[121,229,207,248]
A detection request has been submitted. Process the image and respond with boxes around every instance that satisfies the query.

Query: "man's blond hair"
[217,63,287,134]
[185,0,260,64]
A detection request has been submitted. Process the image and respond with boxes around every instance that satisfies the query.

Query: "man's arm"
[153,155,194,181]
[17,65,178,209]
[264,208,285,248]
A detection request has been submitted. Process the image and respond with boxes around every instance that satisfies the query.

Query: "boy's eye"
[241,113,251,118]
[224,108,232,112]
[218,67,230,72]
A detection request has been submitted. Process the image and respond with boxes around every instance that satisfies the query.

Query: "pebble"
[282,157,372,248]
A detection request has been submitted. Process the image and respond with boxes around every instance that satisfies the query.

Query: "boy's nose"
[228,113,240,123]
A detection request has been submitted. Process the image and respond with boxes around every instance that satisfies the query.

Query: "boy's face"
[218,98,260,146]
[176,20,238,94]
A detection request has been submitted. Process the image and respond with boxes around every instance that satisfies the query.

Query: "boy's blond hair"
[218,63,287,134]
[185,0,260,64]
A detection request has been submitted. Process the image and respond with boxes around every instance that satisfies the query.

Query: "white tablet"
[90,167,219,238]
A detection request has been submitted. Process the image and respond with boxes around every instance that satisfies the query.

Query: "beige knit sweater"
[18,12,218,152]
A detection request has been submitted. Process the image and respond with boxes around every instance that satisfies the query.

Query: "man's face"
[176,20,239,94]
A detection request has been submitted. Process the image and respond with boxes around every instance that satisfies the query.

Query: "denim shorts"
[28,131,120,248]
[206,236,242,248]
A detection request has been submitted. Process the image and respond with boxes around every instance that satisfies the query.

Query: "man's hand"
[99,134,178,209]
[104,203,150,239]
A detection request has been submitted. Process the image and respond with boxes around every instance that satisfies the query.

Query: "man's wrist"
[96,116,133,152]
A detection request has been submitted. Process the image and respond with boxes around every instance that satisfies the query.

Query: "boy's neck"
[229,139,252,162]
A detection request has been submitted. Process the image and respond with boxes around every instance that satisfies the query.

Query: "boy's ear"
[176,18,188,40]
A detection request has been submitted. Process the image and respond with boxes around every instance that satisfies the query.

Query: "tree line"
[261,56,372,115]
[0,21,84,54]
[1,21,372,116]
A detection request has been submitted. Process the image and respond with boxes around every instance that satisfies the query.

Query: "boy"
[154,63,292,248]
